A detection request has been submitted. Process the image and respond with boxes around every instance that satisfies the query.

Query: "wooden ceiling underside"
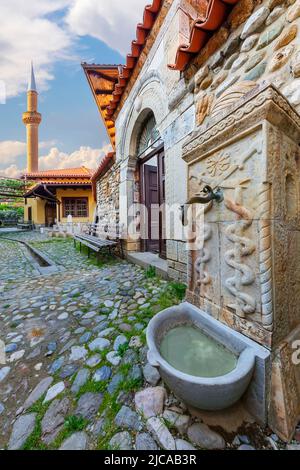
[82,65,119,148]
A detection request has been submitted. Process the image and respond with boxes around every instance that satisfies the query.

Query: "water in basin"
[160,326,238,378]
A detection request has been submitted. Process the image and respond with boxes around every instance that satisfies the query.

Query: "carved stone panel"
[183,84,300,440]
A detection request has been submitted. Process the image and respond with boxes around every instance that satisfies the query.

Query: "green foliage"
[169,282,187,301]
[117,342,129,358]
[64,415,87,433]
[22,399,50,450]
[0,205,24,221]
[76,378,108,398]
[97,393,122,450]
[0,179,24,189]
[145,265,156,278]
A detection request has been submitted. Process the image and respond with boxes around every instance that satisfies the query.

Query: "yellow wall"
[24,197,46,225]
[24,188,95,226]
[56,188,96,224]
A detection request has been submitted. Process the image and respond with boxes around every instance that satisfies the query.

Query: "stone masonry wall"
[190,0,300,127]
[96,164,120,236]
[115,0,300,283]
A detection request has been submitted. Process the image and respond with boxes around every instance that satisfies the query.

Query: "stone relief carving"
[224,187,256,318]
[210,81,257,118]
[189,141,263,320]
[196,94,214,126]
[183,85,300,160]
[257,183,273,330]
[189,144,261,192]
[206,153,231,177]
[195,205,213,288]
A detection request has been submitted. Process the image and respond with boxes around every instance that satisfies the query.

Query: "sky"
[0,0,147,177]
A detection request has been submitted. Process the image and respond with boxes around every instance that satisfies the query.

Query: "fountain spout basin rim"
[146,303,257,411]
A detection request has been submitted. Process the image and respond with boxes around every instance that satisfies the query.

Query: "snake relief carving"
[224,187,256,318]
[195,223,212,286]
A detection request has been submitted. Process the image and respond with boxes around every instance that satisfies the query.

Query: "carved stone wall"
[183,83,300,441]
[190,0,300,131]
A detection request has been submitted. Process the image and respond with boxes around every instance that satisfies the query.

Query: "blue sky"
[0,0,145,177]
[0,37,123,154]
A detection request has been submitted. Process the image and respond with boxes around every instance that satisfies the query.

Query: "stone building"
[22,64,96,228]
[85,0,300,281]
[84,0,300,440]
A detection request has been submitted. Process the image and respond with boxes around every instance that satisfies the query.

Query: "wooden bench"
[74,227,124,259]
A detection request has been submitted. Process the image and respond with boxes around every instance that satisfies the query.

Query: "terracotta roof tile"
[23,166,93,179]
[84,0,239,125]
[168,0,240,71]
[105,0,163,118]
[91,152,116,201]
[91,152,116,182]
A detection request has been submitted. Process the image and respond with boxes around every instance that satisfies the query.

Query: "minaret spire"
[22,62,42,173]
[28,62,37,92]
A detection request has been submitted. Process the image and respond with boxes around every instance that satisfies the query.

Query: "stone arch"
[118,73,168,253]
[120,71,168,160]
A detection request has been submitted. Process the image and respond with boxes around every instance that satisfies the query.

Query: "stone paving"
[0,231,298,450]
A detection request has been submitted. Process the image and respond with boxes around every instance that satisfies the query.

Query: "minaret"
[22,63,42,173]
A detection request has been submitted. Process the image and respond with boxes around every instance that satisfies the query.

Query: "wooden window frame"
[62,197,89,218]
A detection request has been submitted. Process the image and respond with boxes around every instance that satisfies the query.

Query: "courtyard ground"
[0,231,298,450]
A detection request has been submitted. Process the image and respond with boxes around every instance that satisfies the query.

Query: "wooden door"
[144,164,159,253]
[158,151,166,259]
[45,202,56,227]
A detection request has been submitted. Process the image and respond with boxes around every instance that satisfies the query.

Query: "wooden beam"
[88,70,118,83]
[95,89,114,95]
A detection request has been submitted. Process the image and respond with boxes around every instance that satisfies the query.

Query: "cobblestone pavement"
[0,232,297,450]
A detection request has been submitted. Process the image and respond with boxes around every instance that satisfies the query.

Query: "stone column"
[119,155,141,252]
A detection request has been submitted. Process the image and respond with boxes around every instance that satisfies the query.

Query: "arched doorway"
[137,113,166,259]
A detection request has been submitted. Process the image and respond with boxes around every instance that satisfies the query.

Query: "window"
[137,113,160,157]
[62,198,88,218]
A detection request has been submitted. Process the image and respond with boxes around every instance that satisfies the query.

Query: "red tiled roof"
[91,152,116,182]
[104,0,239,117]
[106,0,162,118]
[168,0,240,71]
[23,166,93,179]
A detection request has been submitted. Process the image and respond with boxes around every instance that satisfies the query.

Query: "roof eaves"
[168,0,240,71]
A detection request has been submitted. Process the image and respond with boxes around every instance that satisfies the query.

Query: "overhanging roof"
[169,0,240,71]
[24,181,92,200]
[85,0,240,119]
[82,64,119,148]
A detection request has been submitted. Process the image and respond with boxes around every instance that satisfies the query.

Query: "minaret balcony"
[22,111,42,125]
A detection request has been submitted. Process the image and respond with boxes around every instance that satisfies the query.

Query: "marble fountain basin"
[146,302,256,411]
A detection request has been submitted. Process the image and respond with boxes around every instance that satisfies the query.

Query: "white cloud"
[38,144,112,171]
[0,0,74,98]
[0,165,23,179]
[0,140,58,166]
[0,142,111,177]
[0,141,26,164]
[66,0,147,56]
[0,0,148,100]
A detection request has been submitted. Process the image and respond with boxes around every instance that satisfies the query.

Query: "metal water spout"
[180,185,223,226]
